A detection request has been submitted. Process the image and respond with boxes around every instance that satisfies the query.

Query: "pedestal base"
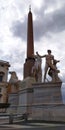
[31,82,65,121]
[8,77,65,122]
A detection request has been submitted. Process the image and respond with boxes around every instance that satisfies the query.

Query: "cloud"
[0,0,65,83]
[10,19,27,40]
[10,1,65,42]
[2,51,25,80]
[34,5,65,41]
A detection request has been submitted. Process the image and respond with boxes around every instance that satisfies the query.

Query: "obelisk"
[23,7,35,78]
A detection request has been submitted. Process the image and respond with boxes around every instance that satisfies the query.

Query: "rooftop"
[0,60,10,67]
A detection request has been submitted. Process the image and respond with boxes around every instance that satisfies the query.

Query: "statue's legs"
[44,63,59,82]
[48,63,59,73]
[37,66,42,82]
[44,64,48,82]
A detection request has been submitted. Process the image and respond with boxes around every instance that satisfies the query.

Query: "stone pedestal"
[7,93,18,114]
[8,77,65,122]
[17,79,65,122]
[31,82,65,122]
[17,77,36,115]
[32,82,62,104]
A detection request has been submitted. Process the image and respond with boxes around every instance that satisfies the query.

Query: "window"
[1,64,4,67]
[0,88,1,92]
[0,72,4,82]
[0,76,3,82]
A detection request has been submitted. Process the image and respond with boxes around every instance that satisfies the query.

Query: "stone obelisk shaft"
[27,9,34,58]
[23,9,35,78]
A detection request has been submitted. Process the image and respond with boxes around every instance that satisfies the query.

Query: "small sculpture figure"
[31,52,42,82]
[8,71,19,93]
[37,50,59,82]
[9,71,18,83]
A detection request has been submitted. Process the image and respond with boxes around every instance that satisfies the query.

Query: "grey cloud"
[10,18,27,40]
[0,49,4,55]
[1,50,25,79]
[34,5,65,40]
[8,50,25,64]
[61,73,65,83]
[45,0,57,5]
[0,50,10,62]
[11,4,65,41]
[10,1,65,41]
[9,50,25,79]
[12,50,25,64]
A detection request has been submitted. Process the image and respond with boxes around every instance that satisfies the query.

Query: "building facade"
[0,60,10,103]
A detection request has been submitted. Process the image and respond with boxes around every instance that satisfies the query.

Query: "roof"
[0,60,10,67]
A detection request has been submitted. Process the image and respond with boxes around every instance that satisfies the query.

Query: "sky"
[0,0,65,84]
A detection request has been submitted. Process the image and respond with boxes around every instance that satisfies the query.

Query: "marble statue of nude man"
[37,50,59,82]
